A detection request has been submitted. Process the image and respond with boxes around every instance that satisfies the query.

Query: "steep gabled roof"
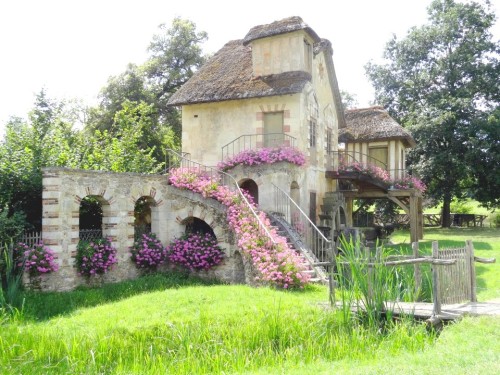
[168,40,311,106]
[242,16,320,46]
[340,106,416,147]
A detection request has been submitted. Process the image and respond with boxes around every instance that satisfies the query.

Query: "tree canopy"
[366,0,500,225]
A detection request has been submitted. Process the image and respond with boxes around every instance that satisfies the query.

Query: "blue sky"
[1,0,499,136]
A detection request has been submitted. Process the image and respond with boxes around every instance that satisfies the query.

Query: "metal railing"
[166,149,277,246]
[221,133,297,161]
[272,184,333,265]
[79,229,103,241]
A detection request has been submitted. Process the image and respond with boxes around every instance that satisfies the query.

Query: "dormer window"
[304,39,312,73]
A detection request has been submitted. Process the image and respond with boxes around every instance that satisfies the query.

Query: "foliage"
[449,198,474,214]
[16,242,58,277]
[336,236,417,328]
[217,146,306,171]
[0,243,24,315]
[75,238,118,276]
[130,233,167,271]
[168,232,224,271]
[340,89,359,110]
[168,167,310,288]
[0,282,436,374]
[366,0,500,223]
[0,209,28,246]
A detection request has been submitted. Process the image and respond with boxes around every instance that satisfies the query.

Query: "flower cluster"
[76,238,118,276]
[339,161,426,193]
[15,242,59,276]
[392,176,427,192]
[168,167,310,288]
[130,233,167,271]
[217,146,306,171]
[168,232,224,271]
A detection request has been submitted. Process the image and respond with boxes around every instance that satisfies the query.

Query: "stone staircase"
[267,211,329,284]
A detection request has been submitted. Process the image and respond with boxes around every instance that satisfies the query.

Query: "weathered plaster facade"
[39,168,248,291]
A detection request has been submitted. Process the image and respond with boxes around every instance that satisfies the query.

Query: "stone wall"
[39,168,246,291]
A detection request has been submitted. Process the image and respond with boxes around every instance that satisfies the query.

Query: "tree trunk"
[441,193,452,228]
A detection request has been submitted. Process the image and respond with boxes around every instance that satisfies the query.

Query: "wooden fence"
[322,239,495,318]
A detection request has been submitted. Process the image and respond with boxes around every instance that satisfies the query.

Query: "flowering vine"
[217,146,306,171]
[76,238,118,276]
[168,232,224,271]
[339,161,426,193]
[16,242,59,277]
[168,167,310,288]
[130,233,167,271]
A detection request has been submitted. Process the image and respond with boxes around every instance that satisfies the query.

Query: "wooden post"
[467,240,477,302]
[412,241,422,299]
[409,194,418,244]
[345,198,353,228]
[417,196,424,240]
[432,241,441,316]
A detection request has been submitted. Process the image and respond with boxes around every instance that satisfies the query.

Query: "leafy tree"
[87,17,207,150]
[340,90,359,110]
[366,0,500,226]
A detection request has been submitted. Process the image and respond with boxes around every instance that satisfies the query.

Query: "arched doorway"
[134,196,156,240]
[239,179,259,205]
[182,217,216,238]
[79,195,109,241]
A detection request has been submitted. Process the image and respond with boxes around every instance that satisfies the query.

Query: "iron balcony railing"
[272,183,333,266]
[221,133,297,161]
[166,149,277,247]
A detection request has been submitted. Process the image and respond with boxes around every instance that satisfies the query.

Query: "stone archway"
[182,216,216,238]
[134,196,156,240]
[79,195,110,241]
[239,179,259,205]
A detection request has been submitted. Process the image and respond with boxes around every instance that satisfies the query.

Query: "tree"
[87,17,207,149]
[366,0,500,226]
[340,90,359,110]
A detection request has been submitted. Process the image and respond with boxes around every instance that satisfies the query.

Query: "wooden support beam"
[388,196,410,214]
[345,197,353,227]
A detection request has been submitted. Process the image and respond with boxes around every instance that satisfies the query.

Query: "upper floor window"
[309,120,317,148]
[326,129,333,153]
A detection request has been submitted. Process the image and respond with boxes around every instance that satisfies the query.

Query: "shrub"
[17,242,59,277]
[130,233,167,271]
[168,232,224,271]
[76,238,117,276]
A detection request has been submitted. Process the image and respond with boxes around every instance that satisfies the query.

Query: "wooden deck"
[333,301,500,322]
[386,301,500,320]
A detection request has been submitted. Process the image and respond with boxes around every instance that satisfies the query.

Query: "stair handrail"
[166,149,277,245]
[272,183,330,244]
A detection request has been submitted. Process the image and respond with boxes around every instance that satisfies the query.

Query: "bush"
[76,238,118,276]
[130,233,167,271]
[168,232,224,271]
[0,210,28,246]
[17,242,58,277]
[450,199,473,214]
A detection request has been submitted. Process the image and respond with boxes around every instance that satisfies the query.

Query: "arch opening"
[134,196,156,240]
[79,195,108,241]
[239,179,259,205]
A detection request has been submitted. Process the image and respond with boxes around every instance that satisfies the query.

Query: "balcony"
[221,133,297,161]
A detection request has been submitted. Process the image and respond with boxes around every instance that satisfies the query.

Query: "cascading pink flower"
[168,167,310,288]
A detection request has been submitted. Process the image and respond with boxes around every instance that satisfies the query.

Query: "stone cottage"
[38,16,423,291]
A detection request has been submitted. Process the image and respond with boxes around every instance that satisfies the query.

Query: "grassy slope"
[1,279,434,375]
[390,227,500,301]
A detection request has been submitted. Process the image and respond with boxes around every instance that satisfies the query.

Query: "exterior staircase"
[267,211,329,284]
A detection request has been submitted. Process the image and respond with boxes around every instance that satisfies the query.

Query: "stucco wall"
[38,168,245,291]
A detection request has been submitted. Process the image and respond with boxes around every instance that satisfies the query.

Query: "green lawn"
[1,226,499,374]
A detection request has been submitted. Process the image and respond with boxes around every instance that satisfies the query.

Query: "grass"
[1,273,435,374]
[389,227,500,301]
[1,227,498,374]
